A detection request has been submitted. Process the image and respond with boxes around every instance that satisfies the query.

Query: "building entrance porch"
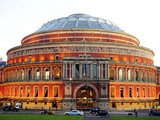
[76,86,96,109]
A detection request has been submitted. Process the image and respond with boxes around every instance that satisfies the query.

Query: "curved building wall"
[0,14,158,110]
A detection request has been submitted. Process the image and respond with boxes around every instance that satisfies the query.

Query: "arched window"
[28,70,31,80]
[129,88,132,97]
[20,87,23,97]
[35,69,40,80]
[22,70,24,81]
[110,69,114,80]
[44,87,48,97]
[147,71,149,82]
[45,69,49,80]
[35,87,39,97]
[54,67,60,79]
[135,71,139,81]
[26,87,30,97]
[137,88,140,97]
[119,69,123,81]
[128,69,131,81]
[111,87,115,98]
[93,64,97,78]
[142,72,145,82]
[16,70,19,81]
[120,87,124,98]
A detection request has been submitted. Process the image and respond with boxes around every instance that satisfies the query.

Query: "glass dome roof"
[35,14,125,33]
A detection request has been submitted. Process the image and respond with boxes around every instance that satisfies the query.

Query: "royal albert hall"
[0,14,159,110]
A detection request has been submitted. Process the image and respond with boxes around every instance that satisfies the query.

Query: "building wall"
[0,29,158,110]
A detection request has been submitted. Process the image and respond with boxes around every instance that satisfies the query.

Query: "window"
[143,88,145,97]
[110,56,113,61]
[16,71,19,80]
[86,64,90,77]
[54,86,58,97]
[28,70,31,80]
[129,88,132,97]
[14,87,17,97]
[128,70,131,81]
[26,87,30,97]
[136,71,138,81]
[119,69,123,81]
[148,87,150,97]
[35,87,39,97]
[28,56,32,62]
[137,88,139,97]
[82,64,86,77]
[20,87,23,97]
[67,63,70,78]
[22,70,24,80]
[120,87,124,98]
[93,64,97,78]
[35,69,40,80]
[55,55,59,62]
[75,64,80,77]
[110,69,114,80]
[55,68,60,79]
[102,64,105,78]
[142,72,145,82]
[45,69,49,79]
[111,87,115,98]
[44,87,48,97]
[82,64,90,78]
[10,87,12,96]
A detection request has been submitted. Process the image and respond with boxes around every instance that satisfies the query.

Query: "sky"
[0,0,160,66]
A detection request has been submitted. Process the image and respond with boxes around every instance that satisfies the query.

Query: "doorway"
[76,86,96,109]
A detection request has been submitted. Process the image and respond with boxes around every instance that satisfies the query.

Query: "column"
[125,67,127,81]
[32,67,34,80]
[90,63,93,79]
[69,63,72,78]
[65,63,67,78]
[50,67,53,80]
[116,66,118,81]
[133,67,135,82]
[105,64,108,79]
[107,64,109,79]
[72,63,75,78]
[62,63,65,78]
[40,66,43,80]
[80,63,82,78]
[24,68,27,81]
[106,84,108,98]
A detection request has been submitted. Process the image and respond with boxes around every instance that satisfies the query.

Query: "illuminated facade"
[0,14,159,110]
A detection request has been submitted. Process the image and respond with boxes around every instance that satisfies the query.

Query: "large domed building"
[0,14,159,110]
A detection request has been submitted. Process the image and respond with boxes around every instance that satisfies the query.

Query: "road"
[0,108,155,120]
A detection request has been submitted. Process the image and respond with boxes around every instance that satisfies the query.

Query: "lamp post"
[70,77,73,110]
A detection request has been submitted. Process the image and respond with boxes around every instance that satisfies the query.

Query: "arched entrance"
[76,86,96,109]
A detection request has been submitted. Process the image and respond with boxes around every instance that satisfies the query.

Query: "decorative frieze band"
[8,46,153,60]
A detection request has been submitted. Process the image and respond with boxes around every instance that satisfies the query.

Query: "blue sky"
[0,0,160,65]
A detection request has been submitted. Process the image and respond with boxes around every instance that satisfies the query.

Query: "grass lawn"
[0,114,83,120]
[111,116,160,120]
